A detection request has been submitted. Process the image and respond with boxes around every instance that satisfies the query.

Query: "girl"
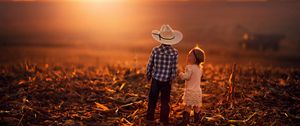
[179,46,205,125]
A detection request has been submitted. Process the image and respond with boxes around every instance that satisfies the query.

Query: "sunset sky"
[2,0,290,2]
[0,0,299,66]
[0,0,299,49]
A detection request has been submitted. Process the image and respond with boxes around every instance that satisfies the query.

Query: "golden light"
[195,44,200,49]
[63,0,127,2]
[73,0,136,32]
[11,0,128,2]
[243,33,249,40]
[11,0,36,1]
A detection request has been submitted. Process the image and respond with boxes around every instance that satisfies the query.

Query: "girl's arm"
[180,66,192,80]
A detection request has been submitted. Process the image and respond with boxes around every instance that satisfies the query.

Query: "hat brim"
[151,30,183,45]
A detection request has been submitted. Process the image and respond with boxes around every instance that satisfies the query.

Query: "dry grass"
[0,62,299,125]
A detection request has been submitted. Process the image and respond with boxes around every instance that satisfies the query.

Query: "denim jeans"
[146,79,171,123]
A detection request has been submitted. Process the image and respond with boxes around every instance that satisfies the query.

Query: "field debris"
[0,63,299,125]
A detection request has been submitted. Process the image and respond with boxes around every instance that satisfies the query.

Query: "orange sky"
[7,0,272,2]
[1,0,299,48]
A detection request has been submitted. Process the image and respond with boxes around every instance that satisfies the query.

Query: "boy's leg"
[160,81,171,123]
[146,79,160,121]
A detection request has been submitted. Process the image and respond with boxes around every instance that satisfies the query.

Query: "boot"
[194,112,201,124]
[182,111,189,126]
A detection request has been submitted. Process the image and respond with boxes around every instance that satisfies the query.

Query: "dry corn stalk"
[228,64,237,108]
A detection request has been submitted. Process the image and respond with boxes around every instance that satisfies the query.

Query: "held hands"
[177,72,186,84]
[179,72,185,79]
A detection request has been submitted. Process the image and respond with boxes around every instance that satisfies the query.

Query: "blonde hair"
[189,46,205,65]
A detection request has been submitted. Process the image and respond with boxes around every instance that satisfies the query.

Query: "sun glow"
[11,0,36,1]
[10,0,128,2]
[49,0,145,44]
[65,0,127,2]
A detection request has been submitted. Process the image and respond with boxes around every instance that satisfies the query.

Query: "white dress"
[181,64,203,107]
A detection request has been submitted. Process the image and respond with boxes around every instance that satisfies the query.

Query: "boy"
[146,24,183,125]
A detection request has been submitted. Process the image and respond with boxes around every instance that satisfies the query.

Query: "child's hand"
[179,72,184,79]
[177,77,185,84]
[145,75,151,82]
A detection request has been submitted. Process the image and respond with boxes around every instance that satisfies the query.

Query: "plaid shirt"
[146,44,178,82]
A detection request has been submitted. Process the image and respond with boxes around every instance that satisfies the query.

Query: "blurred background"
[0,0,300,66]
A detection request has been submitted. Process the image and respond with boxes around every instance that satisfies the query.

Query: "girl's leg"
[194,106,200,113]
[182,105,191,125]
[193,106,201,124]
[185,105,192,112]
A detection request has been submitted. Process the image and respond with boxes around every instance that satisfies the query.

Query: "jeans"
[146,79,171,123]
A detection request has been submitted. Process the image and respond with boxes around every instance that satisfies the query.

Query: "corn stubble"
[0,63,299,125]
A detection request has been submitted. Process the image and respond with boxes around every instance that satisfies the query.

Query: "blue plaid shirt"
[146,44,178,82]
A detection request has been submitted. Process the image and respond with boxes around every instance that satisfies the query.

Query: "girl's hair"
[189,47,205,65]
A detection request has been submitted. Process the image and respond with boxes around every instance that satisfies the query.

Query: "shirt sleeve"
[181,65,192,80]
[146,49,155,80]
[170,54,178,80]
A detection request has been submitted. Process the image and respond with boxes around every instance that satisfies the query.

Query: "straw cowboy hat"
[152,24,183,45]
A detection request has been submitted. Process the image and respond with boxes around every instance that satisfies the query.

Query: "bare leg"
[193,106,201,124]
[194,106,200,113]
[185,105,192,112]
[182,105,191,125]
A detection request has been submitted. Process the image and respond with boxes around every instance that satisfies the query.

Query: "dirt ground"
[0,61,299,125]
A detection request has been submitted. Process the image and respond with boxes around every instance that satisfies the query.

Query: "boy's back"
[146,44,178,82]
[146,24,182,125]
